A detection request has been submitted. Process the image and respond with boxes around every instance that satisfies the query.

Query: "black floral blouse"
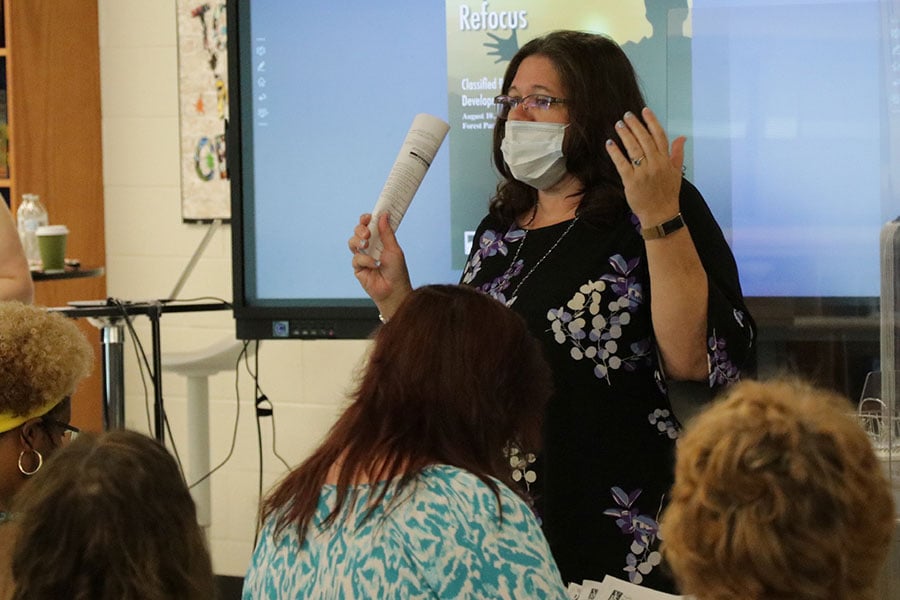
[461,179,755,590]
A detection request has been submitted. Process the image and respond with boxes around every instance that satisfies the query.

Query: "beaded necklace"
[506,217,579,306]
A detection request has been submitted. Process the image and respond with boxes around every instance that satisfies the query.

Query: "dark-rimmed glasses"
[494,94,569,119]
[41,418,80,444]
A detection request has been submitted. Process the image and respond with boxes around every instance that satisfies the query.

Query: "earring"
[17,448,43,476]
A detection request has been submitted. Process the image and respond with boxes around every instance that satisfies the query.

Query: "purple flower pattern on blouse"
[546,255,653,384]
[462,226,526,304]
[599,254,644,312]
[708,327,741,387]
[602,487,663,585]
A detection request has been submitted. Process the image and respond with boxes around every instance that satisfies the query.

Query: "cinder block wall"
[98,0,370,576]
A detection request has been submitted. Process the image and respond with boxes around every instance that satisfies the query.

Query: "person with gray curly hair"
[0,301,93,515]
[661,378,895,600]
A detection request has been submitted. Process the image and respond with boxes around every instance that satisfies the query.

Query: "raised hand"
[348,212,413,319]
[605,107,685,226]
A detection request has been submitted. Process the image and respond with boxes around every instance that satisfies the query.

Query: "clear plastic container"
[16,193,48,268]
[858,372,900,514]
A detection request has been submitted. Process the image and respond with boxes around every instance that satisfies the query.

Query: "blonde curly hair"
[0,301,93,418]
[661,378,895,600]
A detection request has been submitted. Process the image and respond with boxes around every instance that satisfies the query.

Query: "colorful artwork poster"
[177,1,231,222]
[445,1,693,268]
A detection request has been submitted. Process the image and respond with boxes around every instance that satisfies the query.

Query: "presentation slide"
[693,0,887,297]
[242,0,893,304]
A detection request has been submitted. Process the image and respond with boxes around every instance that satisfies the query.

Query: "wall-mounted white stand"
[161,337,255,528]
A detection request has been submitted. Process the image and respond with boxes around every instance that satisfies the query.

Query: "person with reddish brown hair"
[3,429,215,600]
[661,378,895,600]
[242,284,567,598]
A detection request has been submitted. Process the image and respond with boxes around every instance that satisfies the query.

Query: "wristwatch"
[640,213,685,240]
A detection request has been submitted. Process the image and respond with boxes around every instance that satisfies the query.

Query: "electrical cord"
[102,296,296,549]
[254,395,291,471]
[247,340,294,548]
[251,347,291,471]
[160,295,234,309]
[108,295,232,476]
[108,297,184,475]
[250,341,266,549]
[114,302,154,433]
[187,339,250,490]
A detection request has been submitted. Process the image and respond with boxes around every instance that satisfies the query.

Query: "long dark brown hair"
[10,429,215,600]
[491,30,648,227]
[261,284,553,540]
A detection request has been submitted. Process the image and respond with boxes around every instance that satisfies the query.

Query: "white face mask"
[500,120,569,190]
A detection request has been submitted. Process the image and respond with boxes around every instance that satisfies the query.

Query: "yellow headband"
[0,397,60,434]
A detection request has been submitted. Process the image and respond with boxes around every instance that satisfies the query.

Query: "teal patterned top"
[242,464,568,599]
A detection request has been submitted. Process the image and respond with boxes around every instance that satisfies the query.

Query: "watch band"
[640,212,685,240]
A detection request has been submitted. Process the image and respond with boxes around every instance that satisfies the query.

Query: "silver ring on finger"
[632,155,645,167]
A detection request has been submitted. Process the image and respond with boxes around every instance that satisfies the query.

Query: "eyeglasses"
[494,94,569,119]
[41,418,80,444]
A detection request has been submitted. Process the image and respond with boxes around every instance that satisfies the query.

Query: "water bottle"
[17,193,48,267]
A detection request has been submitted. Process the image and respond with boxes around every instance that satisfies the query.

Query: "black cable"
[109,298,155,426]
[98,297,251,492]
[247,342,293,468]
[254,394,291,470]
[250,341,265,549]
[247,339,298,548]
[161,295,233,308]
[109,298,184,476]
[188,340,250,490]
[114,302,154,432]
